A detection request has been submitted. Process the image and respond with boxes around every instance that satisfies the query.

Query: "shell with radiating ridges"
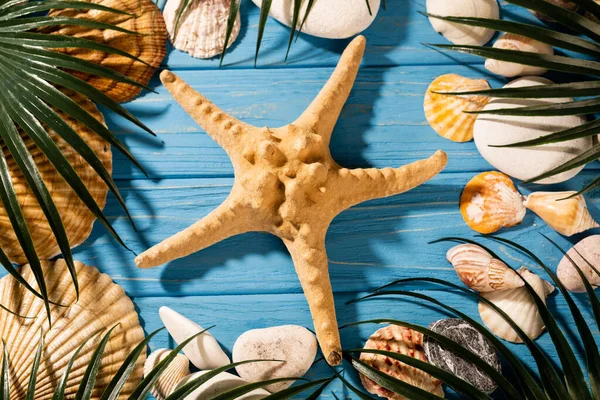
[557,235,600,292]
[485,33,554,77]
[447,244,524,292]
[144,349,191,400]
[46,0,167,103]
[424,74,491,142]
[0,91,110,265]
[426,0,499,46]
[524,191,599,237]
[479,267,555,343]
[163,0,241,59]
[359,325,445,400]
[0,259,145,399]
[460,172,526,234]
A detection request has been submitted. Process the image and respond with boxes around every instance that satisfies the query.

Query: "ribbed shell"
[485,33,554,77]
[46,0,167,103]
[424,74,491,142]
[0,91,110,264]
[359,325,444,400]
[460,171,526,234]
[144,349,190,400]
[163,0,241,59]
[0,259,145,399]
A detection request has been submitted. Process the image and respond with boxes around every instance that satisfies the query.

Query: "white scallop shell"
[479,267,555,343]
[176,371,270,399]
[557,235,600,292]
[163,0,241,59]
[485,33,554,77]
[144,349,191,400]
[0,260,145,399]
[426,0,499,45]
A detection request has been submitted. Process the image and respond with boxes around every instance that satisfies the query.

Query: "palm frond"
[255,0,273,67]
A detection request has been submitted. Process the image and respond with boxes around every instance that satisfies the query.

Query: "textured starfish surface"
[136,36,448,365]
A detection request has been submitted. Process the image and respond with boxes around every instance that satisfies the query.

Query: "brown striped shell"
[45,0,167,103]
[0,259,145,399]
[0,90,110,264]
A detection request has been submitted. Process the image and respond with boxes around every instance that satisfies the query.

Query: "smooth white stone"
[251,0,380,39]
[159,306,230,370]
[233,325,317,393]
[473,77,592,184]
[176,371,269,400]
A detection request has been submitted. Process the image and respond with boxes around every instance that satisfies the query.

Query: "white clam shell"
[0,260,145,399]
[426,0,499,45]
[473,77,592,184]
[159,306,231,370]
[144,349,191,400]
[163,0,241,59]
[485,33,554,77]
[557,235,600,292]
[479,267,555,343]
[175,371,269,399]
[252,0,380,39]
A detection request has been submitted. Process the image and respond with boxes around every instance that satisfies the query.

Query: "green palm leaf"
[261,377,337,399]
[285,0,302,62]
[0,1,132,20]
[525,143,600,184]
[433,80,600,98]
[210,377,309,400]
[52,335,97,400]
[1,342,8,400]
[219,0,241,68]
[75,326,119,400]
[25,334,44,400]
[255,0,273,66]
[467,97,600,116]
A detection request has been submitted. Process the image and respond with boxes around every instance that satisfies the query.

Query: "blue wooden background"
[16,0,600,398]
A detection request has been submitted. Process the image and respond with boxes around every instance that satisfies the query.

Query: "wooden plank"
[137,291,599,399]
[111,66,600,180]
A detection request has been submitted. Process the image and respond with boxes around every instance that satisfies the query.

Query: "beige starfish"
[136,36,448,365]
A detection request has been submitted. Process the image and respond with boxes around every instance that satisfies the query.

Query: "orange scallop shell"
[424,74,491,142]
[460,171,526,234]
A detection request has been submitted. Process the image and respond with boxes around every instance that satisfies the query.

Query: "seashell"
[144,349,191,400]
[479,267,555,343]
[557,235,600,292]
[447,244,524,292]
[0,259,145,399]
[424,74,491,142]
[46,0,167,103]
[460,172,526,234]
[524,191,599,237]
[175,371,270,399]
[164,0,241,59]
[159,306,231,370]
[359,325,445,400]
[0,90,110,265]
[485,33,554,77]
[530,0,578,23]
[426,0,499,46]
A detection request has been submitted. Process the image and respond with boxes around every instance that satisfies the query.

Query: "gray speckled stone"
[424,318,501,394]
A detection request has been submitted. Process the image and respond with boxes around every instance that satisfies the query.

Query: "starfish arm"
[292,36,366,142]
[335,150,448,209]
[160,70,250,153]
[284,233,342,366]
[135,199,252,269]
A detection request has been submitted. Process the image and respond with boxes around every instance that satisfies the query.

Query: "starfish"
[136,36,448,366]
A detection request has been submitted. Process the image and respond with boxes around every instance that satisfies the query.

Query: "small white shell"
[524,191,599,237]
[176,371,270,399]
[426,0,499,45]
[447,244,524,292]
[485,33,554,77]
[479,267,555,343]
[163,0,241,59]
[557,235,600,292]
[144,349,191,400]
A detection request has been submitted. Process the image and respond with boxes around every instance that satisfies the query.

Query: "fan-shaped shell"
[485,33,554,77]
[557,235,600,293]
[524,191,599,237]
[424,74,491,142]
[479,267,555,343]
[447,244,524,292]
[163,0,241,59]
[0,91,110,264]
[0,259,145,399]
[46,0,167,103]
[460,172,526,234]
[359,325,444,400]
[144,349,191,400]
[426,0,499,46]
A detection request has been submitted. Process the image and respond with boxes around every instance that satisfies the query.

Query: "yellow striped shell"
[144,349,191,400]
